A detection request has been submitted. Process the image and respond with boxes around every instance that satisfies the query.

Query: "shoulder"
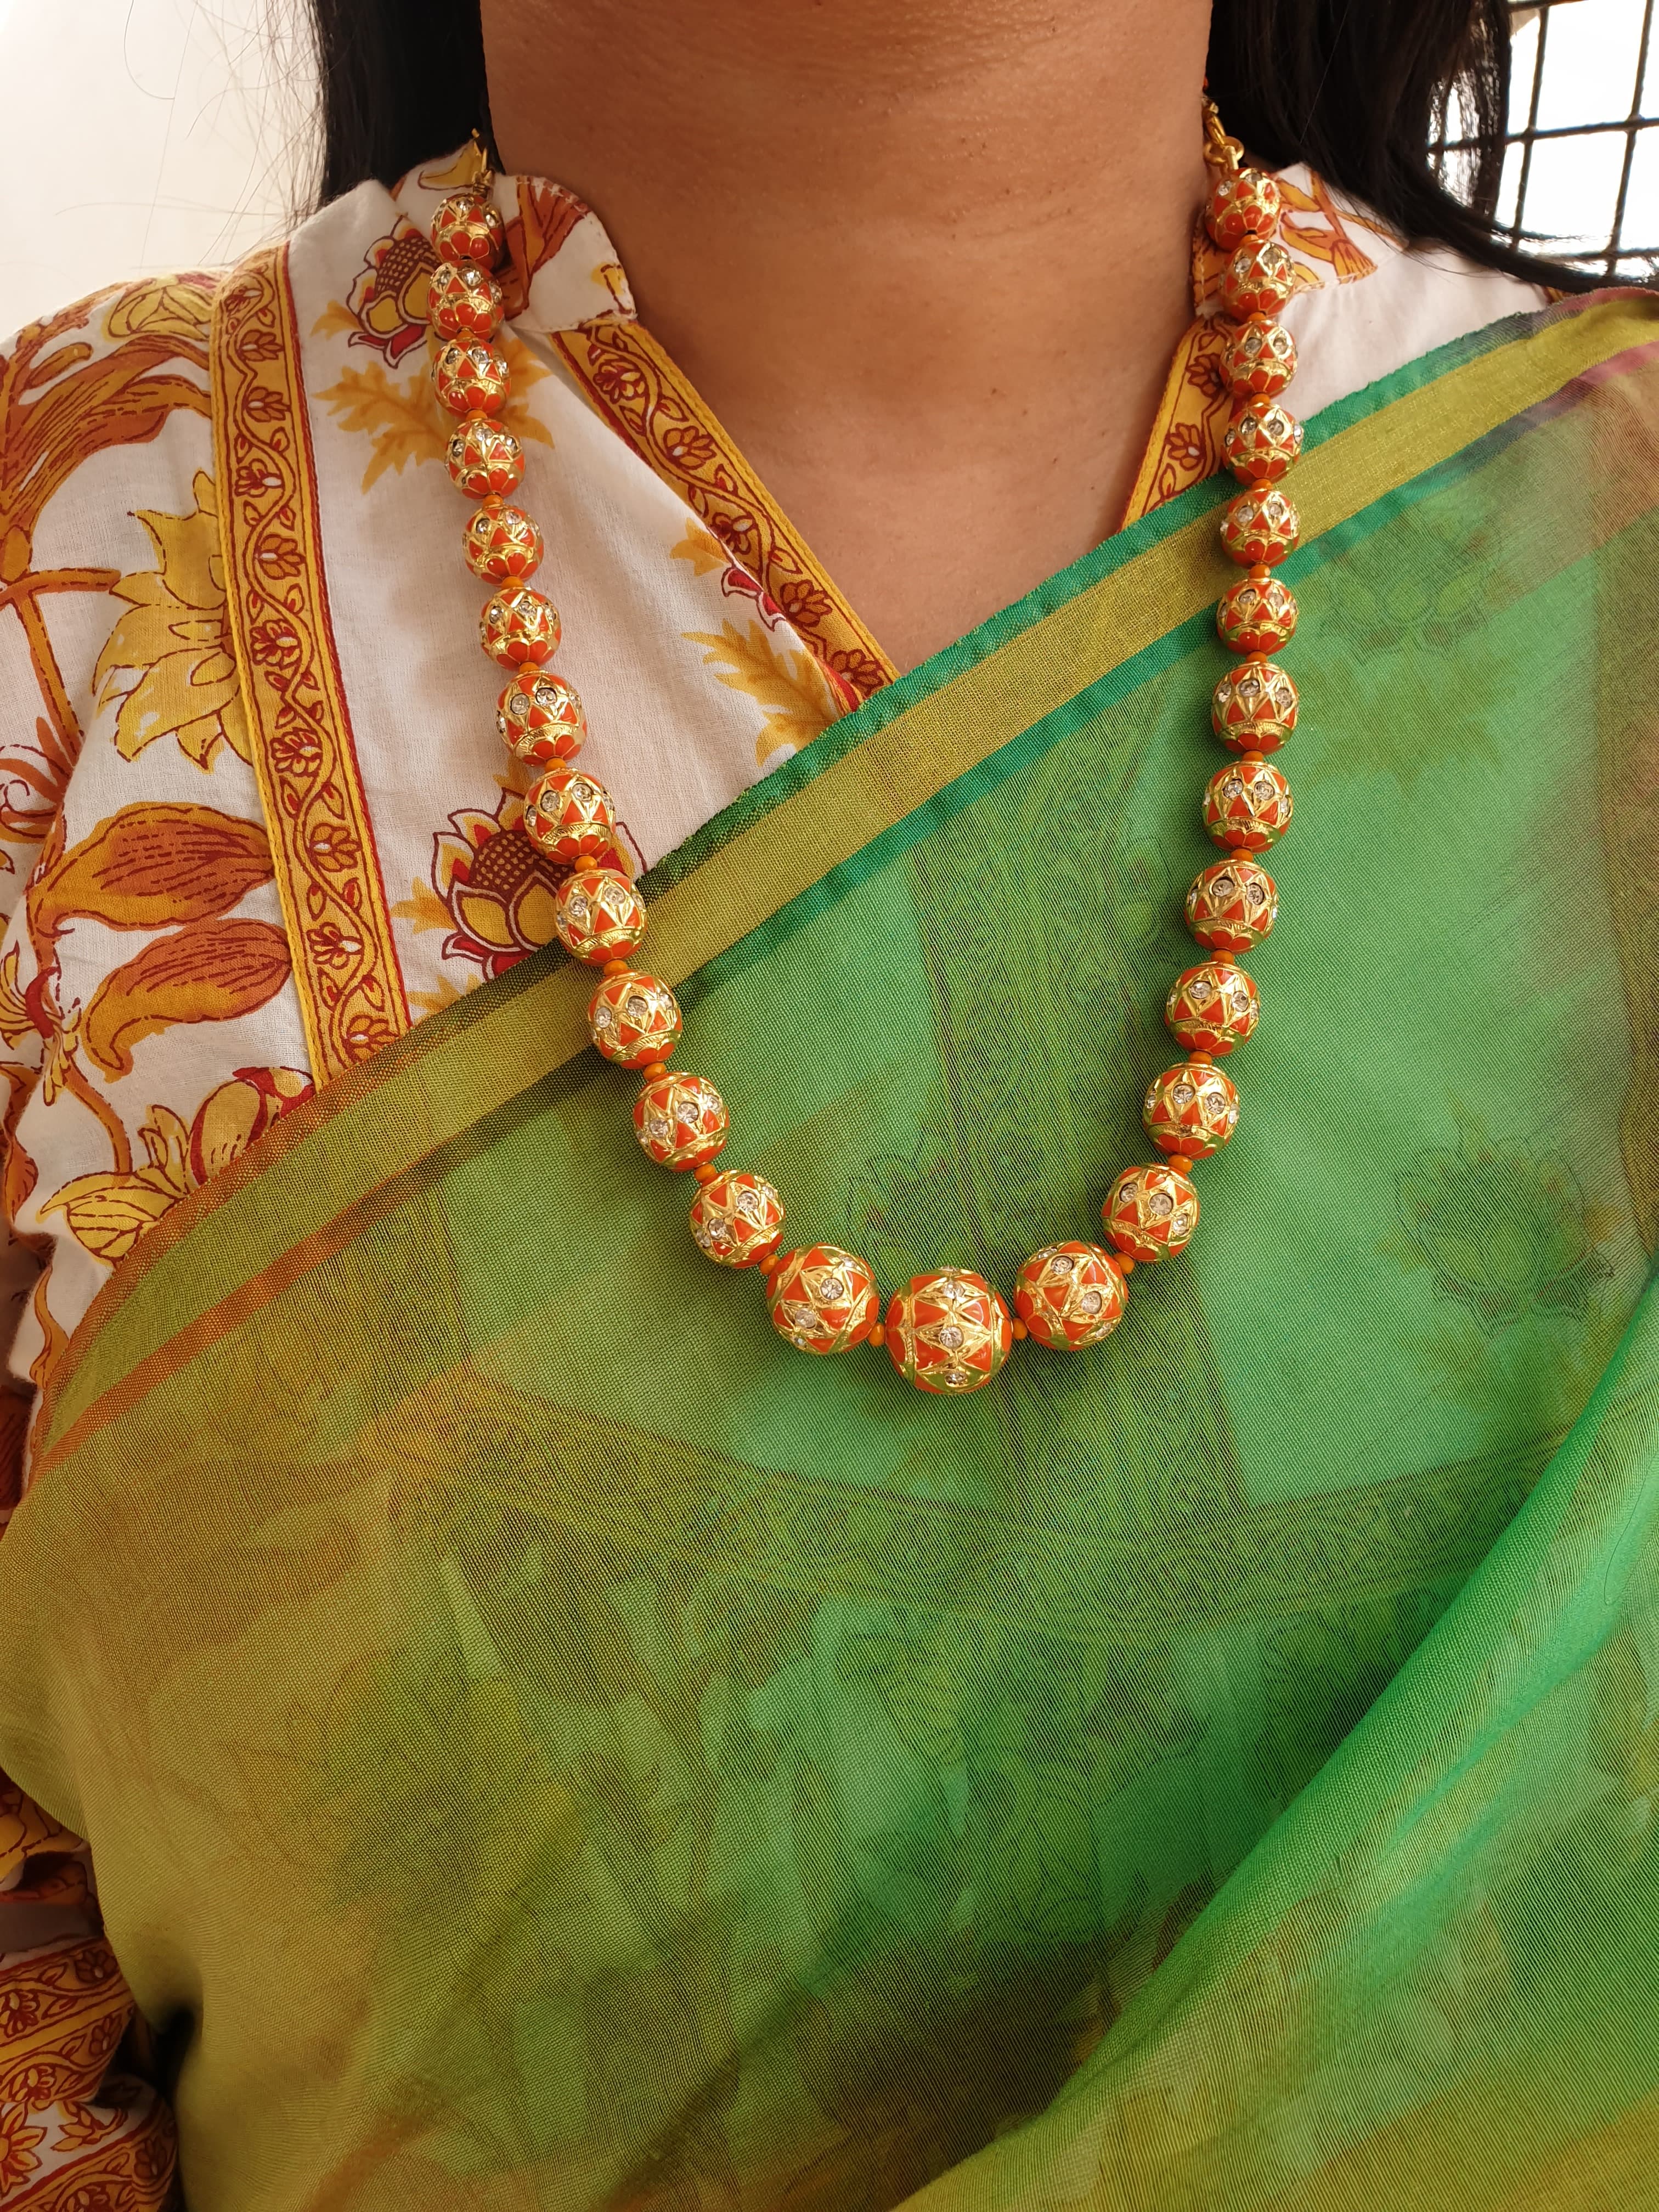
[1260,167,1551,419]
[0,274,230,895]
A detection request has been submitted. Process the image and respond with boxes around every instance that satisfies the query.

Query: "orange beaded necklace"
[424,105,1303,1397]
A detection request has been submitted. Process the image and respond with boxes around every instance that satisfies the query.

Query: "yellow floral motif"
[408,976,470,1019]
[42,1101,193,1261]
[40,1068,311,1266]
[670,521,731,579]
[93,471,250,768]
[0,949,31,1051]
[315,335,553,494]
[684,619,839,767]
[101,274,216,347]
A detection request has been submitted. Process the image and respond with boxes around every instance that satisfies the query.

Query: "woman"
[0,0,1654,2203]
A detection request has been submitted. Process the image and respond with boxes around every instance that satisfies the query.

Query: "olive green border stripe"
[641,290,1655,900]
[34,293,1657,1455]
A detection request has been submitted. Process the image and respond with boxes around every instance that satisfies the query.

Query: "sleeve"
[0,275,230,2210]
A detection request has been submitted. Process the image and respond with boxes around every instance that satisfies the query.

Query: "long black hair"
[304,0,1594,289]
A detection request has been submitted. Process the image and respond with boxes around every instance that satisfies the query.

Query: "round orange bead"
[633,1070,729,1171]
[554,867,646,964]
[465,501,544,584]
[1223,315,1297,399]
[1221,486,1299,568]
[1103,1163,1199,1264]
[1205,167,1283,249]
[479,582,560,669]
[1013,1242,1127,1350]
[1222,399,1305,486]
[523,765,616,867]
[1165,961,1260,1055]
[1217,568,1297,655]
[586,970,682,1067]
[885,1270,1012,1396]
[427,258,503,341]
[768,1244,881,1353]
[1142,1059,1240,1159]
[497,670,585,766]
[1211,658,1297,753]
[432,191,505,270]
[1204,758,1293,850]
[1186,854,1278,952]
[1221,237,1296,319]
[433,339,511,417]
[689,1170,786,1268]
[446,416,524,500]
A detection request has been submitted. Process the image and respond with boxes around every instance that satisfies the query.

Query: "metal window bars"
[1435,0,1659,278]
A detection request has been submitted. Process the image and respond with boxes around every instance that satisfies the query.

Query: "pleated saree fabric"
[3,292,1659,2209]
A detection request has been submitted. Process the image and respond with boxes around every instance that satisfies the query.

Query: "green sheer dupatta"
[3,295,1659,2211]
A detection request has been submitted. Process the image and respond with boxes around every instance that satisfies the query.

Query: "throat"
[485,0,1214,669]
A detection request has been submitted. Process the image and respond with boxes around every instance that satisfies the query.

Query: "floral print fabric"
[0,148,1543,2204]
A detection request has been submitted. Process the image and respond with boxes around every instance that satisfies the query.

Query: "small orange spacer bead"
[759,1254,781,1277]
[602,957,631,976]
[1012,1319,1029,1342]
[1189,1052,1214,1066]
[1119,1256,1136,1274]
[870,1323,887,1350]
[1242,749,1266,766]
[518,660,541,682]
[1167,1153,1198,1174]
[481,494,504,515]
[1248,563,1273,585]
[693,1164,720,1186]
[641,1060,669,1081]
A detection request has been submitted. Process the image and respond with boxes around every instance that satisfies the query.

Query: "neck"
[484,1,1214,670]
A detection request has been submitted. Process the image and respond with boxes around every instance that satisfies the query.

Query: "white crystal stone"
[1173,1082,1195,1105]
[1149,1191,1174,1221]
[939,1326,964,1350]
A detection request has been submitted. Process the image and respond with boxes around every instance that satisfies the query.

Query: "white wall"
[0,0,315,335]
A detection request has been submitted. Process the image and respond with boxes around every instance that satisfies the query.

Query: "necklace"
[422,107,1302,1397]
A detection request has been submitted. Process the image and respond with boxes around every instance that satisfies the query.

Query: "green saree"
[3,291,1659,2209]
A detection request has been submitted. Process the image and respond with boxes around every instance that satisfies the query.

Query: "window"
[1444,1,1659,276]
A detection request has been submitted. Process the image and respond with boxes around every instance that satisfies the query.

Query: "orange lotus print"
[336,215,436,365]
[429,787,567,978]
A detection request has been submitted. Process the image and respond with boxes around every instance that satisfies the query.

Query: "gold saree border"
[553,317,898,701]
[212,245,411,1084]
[35,291,1659,1471]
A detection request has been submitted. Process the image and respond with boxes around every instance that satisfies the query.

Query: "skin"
[483,0,1214,672]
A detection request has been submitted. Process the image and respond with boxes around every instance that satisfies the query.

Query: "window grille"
[1438,0,1659,277]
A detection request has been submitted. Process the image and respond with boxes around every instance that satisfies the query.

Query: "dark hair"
[306,0,1595,290]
